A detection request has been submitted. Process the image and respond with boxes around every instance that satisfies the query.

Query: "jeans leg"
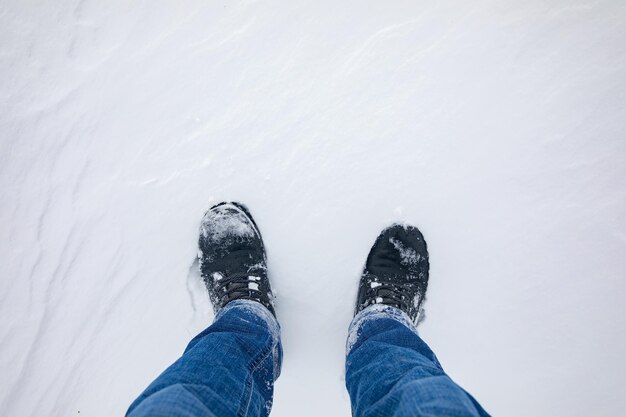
[126,300,282,417]
[345,305,489,417]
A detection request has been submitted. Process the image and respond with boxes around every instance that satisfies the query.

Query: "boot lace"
[363,281,413,311]
[215,271,264,304]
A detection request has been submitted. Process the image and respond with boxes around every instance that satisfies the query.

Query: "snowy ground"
[2,1,626,416]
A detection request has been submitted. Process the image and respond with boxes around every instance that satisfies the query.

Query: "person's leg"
[346,305,488,417]
[126,202,281,417]
[346,224,489,417]
[127,300,281,417]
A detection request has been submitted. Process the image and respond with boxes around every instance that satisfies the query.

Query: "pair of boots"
[199,202,429,323]
[126,201,490,417]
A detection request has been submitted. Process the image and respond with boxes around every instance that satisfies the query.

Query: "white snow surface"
[1,1,626,416]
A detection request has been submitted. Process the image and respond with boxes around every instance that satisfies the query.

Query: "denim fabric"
[346,305,490,417]
[126,300,282,417]
[126,301,489,417]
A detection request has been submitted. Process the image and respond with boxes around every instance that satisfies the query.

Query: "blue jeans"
[126,301,489,417]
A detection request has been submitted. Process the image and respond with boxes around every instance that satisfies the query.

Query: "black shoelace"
[215,271,263,304]
[363,281,413,311]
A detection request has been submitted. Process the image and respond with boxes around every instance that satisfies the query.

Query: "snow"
[200,203,257,242]
[1,1,625,417]
[389,236,421,265]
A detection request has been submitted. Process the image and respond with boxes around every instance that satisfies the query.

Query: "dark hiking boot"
[198,202,275,316]
[355,224,429,322]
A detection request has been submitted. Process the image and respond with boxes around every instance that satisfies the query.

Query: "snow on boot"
[198,202,275,316]
[355,224,429,322]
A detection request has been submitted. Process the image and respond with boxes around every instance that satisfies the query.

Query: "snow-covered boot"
[198,202,276,316]
[355,224,430,322]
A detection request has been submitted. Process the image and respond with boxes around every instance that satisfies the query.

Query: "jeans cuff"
[346,304,418,354]
[217,299,282,378]
[217,300,280,342]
